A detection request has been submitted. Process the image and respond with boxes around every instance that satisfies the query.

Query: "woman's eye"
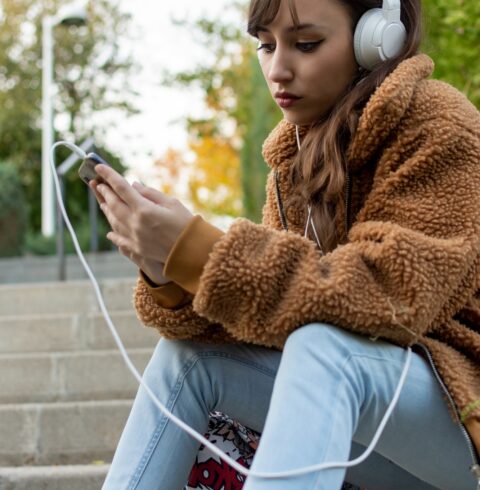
[256,40,323,54]
[257,43,275,54]
[296,41,323,53]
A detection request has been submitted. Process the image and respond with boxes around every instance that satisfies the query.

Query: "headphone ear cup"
[354,8,384,71]
[354,8,407,71]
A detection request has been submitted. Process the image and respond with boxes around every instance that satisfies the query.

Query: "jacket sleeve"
[190,116,480,349]
[132,218,235,343]
[134,275,236,343]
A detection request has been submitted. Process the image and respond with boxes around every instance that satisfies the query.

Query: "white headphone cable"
[297,125,323,252]
[50,140,412,480]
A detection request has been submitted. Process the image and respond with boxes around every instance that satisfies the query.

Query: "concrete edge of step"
[0,309,139,322]
[0,347,154,361]
[0,464,110,477]
[0,464,109,489]
[0,277,137,291]
[0,399,133,411]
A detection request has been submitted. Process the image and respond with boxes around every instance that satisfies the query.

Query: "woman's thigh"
[149,338,283,432]
[345,337,476,490]
[346,442,440,490]
[104,339,282,490]
[244,323,476,490]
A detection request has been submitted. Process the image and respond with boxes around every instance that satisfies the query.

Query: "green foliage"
[0,0,138,234]
[165,6,252,139]
[0,161,28,257]
[25,217,112,256]
[240,51,282,222]
[422,0,480,107]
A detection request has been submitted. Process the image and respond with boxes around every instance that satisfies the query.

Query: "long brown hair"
[248,0,423,252]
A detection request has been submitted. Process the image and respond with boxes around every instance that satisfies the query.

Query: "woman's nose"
[267,49,294,84]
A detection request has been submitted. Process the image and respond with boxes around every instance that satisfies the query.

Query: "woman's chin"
[280,102,333,126]
[282,110,318,127]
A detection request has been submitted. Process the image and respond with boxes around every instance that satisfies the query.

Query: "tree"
[0,0,137,233]
[188,135,243,217]
[240,51,281,222]
[422,0,480,107]
[0,161,28,256]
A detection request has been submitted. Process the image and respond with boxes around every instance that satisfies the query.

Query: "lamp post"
[41,3,88,237]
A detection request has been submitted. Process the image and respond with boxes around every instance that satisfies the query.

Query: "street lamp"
[41,3,88,237]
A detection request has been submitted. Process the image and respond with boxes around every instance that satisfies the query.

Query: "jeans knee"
[285,322,345,354]
[143,338,206,387]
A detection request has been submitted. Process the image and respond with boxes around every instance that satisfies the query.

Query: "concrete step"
[0,464,109,490]
[0,251,136,284]
[0,279,136,316]
[0,400,132,466]
[0,348,153,404]
[0,310,159,354]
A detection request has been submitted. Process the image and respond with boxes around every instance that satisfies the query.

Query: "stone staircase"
[0,277,160,489]
[0,251,137,284]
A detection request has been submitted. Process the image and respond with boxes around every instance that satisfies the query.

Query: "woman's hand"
[89,178,172,285]
[119,245,170,286]
[88,164,194,278]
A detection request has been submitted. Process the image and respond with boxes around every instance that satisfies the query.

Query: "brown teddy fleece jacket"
[134,54,480,468]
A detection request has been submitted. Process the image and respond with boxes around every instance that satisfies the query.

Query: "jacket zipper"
[274,170,289,232]
[414,342,480,487]
[345,168,352,235]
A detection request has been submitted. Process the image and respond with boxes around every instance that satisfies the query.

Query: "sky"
[105,0,245,183]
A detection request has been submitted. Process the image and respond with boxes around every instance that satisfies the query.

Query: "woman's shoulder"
[412,76,480,125]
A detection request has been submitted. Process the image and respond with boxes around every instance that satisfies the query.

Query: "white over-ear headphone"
[354,0,407,71]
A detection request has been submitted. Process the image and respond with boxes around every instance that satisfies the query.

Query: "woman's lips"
[275,92,301,108]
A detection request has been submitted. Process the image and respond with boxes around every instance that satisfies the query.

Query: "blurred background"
[0,0,479,259]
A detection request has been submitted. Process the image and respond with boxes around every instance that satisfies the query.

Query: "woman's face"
[256,0,358,125]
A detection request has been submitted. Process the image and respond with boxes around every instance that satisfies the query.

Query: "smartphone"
[78,152,110,186]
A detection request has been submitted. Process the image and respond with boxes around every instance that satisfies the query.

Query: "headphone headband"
[383,0,402,23]
[383,0,401,10]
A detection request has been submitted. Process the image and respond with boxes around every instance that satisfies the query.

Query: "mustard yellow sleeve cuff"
[138,270,191,309]
[164,215,225,295]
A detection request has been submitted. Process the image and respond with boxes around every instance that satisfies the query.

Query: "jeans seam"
[127,350,278,489]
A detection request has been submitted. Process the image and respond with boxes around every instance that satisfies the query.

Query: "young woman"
[95,0,480,488]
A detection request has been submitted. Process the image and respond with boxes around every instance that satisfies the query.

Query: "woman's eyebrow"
[257,23,327,34]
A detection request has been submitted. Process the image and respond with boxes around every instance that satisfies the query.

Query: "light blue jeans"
[103,323,477,490]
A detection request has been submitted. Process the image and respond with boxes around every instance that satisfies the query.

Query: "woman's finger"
[132,182,172,207]
[118,244,136,261]
[95,164,143,208]
[100,203,129,238]
[89,180,106,205]
[106,231,134,252]
[97,185,132,234]
[97,182,126,207]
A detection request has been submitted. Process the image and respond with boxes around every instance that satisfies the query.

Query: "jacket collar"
[262,54,435,172]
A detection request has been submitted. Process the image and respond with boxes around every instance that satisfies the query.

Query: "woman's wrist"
[140,268,171,288]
